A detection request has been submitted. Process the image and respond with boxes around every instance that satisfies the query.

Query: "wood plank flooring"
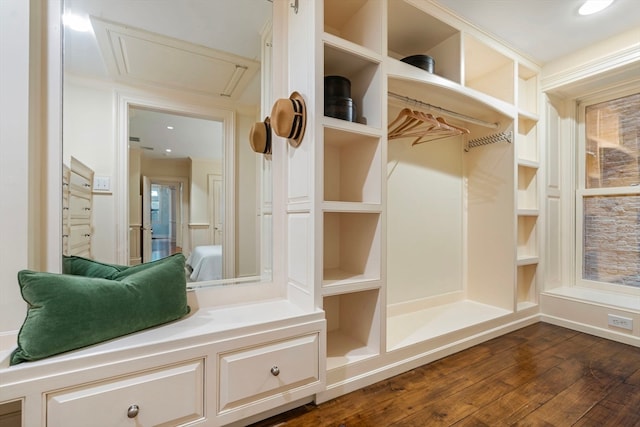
[251,323,640,426]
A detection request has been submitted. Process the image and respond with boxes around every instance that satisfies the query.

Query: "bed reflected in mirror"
[62,0,273,287]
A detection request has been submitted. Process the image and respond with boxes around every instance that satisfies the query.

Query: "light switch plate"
[93,176,111,191]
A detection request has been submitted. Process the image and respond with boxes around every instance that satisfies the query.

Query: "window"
[577,90,640,289]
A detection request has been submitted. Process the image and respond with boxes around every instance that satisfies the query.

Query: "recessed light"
[167,126,174,130]
[579,0,614,15]
[165,149,172,153]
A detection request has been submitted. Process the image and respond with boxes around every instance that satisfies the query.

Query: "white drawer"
[47,359,204,427]
[69,193,92,218]
[218,333,319,412]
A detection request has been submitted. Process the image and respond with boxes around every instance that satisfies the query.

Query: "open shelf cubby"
[324,43,382,128]
[324,126,381,203]
[323,211,381,286]
[517,215,538,262]
[387,0,461,84]
[517,263,538,310]
[518,63,538,116]
[518,164,539,211]
[325,289,381,370]
[464,34,514,105]
[324,0,382,54]
[517,115,539,164]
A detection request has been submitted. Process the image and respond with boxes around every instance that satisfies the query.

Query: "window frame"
[575,84,640,295]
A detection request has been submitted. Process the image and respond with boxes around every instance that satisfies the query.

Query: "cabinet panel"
[47,360,204,427]
[218,334,319,412]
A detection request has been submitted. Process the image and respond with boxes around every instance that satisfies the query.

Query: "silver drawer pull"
[270,366,280,376]
[127,404,139,418]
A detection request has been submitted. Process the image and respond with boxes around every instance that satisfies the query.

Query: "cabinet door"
[47,360,204,427]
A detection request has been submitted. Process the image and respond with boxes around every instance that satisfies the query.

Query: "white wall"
[0,0,31,333]
[386,132,464,305]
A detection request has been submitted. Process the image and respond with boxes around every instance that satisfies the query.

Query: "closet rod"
[388,92,499,130]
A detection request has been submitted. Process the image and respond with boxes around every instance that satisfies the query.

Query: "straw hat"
[249,117,272,154]
[270,91,306,147]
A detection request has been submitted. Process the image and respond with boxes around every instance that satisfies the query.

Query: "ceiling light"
[62,12,92,32]
[579,0,614,15]
[165,149,172,153]
[167,126,174,130]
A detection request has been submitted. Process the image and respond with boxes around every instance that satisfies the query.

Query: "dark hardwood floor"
[252,323,640,427]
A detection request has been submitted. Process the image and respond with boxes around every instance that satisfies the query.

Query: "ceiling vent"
[91,17,259,100]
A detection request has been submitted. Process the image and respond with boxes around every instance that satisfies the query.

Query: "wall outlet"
[607,314,633,331]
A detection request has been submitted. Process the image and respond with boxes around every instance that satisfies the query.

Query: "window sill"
[542,286,640,312]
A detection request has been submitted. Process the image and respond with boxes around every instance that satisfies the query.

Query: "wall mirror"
[62,0,273,288]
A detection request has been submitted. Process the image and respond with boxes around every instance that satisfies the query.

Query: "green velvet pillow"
[11,253,190,365]
[63,255,130,278]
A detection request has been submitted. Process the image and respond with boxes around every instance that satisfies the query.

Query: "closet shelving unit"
[515,63,541,310]
[322,0,385,372]
[318,0,541,383]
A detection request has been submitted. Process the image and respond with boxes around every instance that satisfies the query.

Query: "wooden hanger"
[389,109,437,140]
[437,116,470,135]
[388,109,468,146]
[389,109,429,139]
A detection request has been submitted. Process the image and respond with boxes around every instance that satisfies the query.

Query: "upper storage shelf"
[324,0,383,54]
[387,0,521,125]
[464,34,514,105]
[388,0,461,84]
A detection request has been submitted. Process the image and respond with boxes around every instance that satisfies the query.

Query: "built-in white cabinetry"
[47,359,205,427]
[62,157,94,258]
[316,0,542,400]
[0,301,325,427]
[321,0,385,376]
[516,64,541,310]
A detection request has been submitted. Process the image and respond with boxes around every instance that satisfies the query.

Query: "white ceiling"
[432,0,640,64]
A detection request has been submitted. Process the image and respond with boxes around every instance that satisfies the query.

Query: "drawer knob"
[127,404,139,418]
[270,366,280,376]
